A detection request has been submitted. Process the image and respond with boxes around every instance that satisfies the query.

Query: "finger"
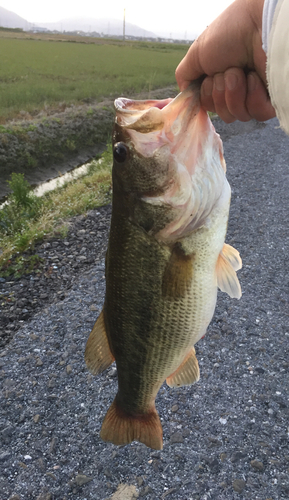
[212,73,236,123]
[246,72,276,121]
[224,68,251,121]
[200,77,215,113]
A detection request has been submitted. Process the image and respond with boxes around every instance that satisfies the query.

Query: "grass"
[0,33,188,275]
[0,36,186,120]
[0,147,113,277]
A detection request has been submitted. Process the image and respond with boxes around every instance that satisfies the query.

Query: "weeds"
[0,146,113,276]
[0,174,42,235]
[1,254,44,278]
[65,138,76,151]
[7,172,32,206]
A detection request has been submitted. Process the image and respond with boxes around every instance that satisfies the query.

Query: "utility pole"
[123,8,126,40]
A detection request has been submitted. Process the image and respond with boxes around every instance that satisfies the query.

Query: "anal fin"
[166,347,200,388]
[85,310,115,375]
[100,397,163,450]
[216,243,242,299]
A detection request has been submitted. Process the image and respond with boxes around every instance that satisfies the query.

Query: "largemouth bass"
[85,83,242,450]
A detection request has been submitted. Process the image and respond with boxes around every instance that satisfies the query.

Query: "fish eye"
[113,142,128,163]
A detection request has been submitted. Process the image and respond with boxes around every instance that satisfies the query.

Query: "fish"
[85,82,242,450]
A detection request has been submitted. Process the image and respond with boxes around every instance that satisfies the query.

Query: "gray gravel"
[0,205,112,346]
[0,117,289,500]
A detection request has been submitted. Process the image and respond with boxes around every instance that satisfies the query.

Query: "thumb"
[175,39,204,91]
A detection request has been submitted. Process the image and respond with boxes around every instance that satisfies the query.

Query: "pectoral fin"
[216,244,242,299]
[85,310,115,375]
[162,244,195,299]
[166,347,200,388]
[221,243,242,271]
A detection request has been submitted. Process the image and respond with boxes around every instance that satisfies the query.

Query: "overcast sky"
[1,0,234,38]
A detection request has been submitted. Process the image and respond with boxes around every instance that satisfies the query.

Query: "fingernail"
[202,78,213,96]
[225,73,238,91]
[248,73,256,93]
[214,74,225,92]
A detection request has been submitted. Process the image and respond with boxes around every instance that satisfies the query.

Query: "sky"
[0,0,234,39]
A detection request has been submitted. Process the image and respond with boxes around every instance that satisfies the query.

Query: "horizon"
[0,0,234,40]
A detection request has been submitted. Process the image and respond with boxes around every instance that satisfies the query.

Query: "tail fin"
[100,398,163,450]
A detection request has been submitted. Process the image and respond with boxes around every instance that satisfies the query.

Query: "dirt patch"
[0,85,178,200]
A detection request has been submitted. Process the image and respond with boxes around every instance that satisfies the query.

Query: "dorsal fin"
[216,244,242,299]
[85,310,115,375]
[166,347,200,388]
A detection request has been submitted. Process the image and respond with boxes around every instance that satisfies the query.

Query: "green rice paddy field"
[0,33,188,120]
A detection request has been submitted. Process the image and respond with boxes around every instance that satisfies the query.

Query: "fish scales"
[107,219,214,406]
[85,82,242,449]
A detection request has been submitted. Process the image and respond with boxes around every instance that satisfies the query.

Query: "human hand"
[175,0,276,123]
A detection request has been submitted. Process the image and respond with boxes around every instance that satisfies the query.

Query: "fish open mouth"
[115,97,173,113]
[114,97,173,131]
[114,84,202,136]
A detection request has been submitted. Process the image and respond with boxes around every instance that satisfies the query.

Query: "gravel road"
[0,117,289,500]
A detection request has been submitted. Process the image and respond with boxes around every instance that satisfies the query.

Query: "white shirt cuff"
[262,0,279,52]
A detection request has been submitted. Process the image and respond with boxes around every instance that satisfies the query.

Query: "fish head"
[113,96,176,197]
[112,83,228,241]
